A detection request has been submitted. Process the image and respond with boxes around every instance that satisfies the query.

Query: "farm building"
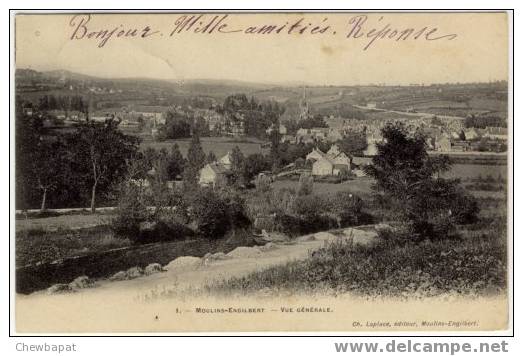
[312,155,335,176]
[199,162,229,187]
[435,135,452,152]
[306,148,325,162]
[308,145,351,176]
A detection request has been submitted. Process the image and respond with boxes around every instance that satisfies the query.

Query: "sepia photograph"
[11,11,512,334]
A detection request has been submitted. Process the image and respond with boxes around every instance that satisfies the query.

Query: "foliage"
[111,181,149,241]
[364,122,478,240]
[187,188,250,239]
[297,173,314,196]
[183,133,206,186]
[229,146,245,185]
[15,104,139,210]
[159,107,192,139]
[206,150,217,164]
[167,143,186,179]
[67,117,140,212]
[297,114,328,129]
[243,153,271,183]
[465,115,507,129]
[208,234,506,298]
[337,131,367,156]
[220,94,284,138]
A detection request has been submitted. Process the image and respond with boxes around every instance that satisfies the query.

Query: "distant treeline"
[21,94,88,113]
[465,115,507,129]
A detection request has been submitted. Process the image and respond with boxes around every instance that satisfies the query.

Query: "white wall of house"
[312,158,333,176]
[199,165,218,186]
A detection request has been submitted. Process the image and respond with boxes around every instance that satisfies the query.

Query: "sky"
[15,12,509,85]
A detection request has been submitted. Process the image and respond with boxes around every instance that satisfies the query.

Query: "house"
[199,162,229,187]
[331,152,351,166]
[333,164,349,176]
[306,148,325,162]
[450,131,461,140]
[219,152,233,169]
[308,146,351,176]
[464,128,480,141]
[312,155,335,176]
[435,135,451,152]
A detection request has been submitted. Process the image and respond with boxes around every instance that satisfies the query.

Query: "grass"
[15,225,130,268]
[16,212,113,233]
[206,231,506,299]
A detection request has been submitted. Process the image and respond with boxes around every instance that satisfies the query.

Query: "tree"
[189,188,230,238]
[297,173,314,196]
[243,153,271,183]
[229,146,245,185]
[167,143,186,179]
[337,131,367,156]
[184,133,206,186]
[364,122,478,240]
[160,107,192,139]
[16,104,87,210]
[32,139,67,211]
[68,118,140,212]
[297,114,328,129]
[206,150,217,164]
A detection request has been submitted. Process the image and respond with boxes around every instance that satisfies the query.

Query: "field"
[445,163,507,181]
[140,136,268,157]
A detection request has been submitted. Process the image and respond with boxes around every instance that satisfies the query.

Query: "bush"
[273,213,335,236]
[209,236,507,298]
[111,183,149,241]
[188,188,251,239]
[136,220,193,244]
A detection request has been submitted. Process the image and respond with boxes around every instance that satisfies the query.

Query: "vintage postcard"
[12,11,511,333]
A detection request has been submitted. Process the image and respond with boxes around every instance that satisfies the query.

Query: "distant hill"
[15,68,508,121]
